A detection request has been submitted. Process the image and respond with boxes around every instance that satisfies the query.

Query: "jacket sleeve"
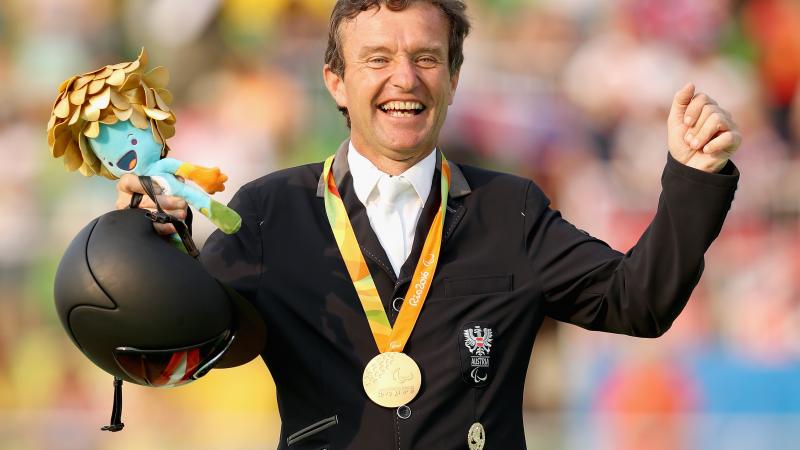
[525,153,739,337]
[200,186,263,303]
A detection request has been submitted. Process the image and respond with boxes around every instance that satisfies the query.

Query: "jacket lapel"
[318,141,398,312]
[338,172,397,282]
[442,151,470,244]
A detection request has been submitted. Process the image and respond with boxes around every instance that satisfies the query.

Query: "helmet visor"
[113,329,235,387]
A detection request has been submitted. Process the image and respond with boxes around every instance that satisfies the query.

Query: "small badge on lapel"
[459,322,495,387]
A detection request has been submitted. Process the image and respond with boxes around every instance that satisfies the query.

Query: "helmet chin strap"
[100,377,124,432]
[131,175,199,258]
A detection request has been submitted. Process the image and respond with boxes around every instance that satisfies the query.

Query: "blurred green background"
[1,0,800,449]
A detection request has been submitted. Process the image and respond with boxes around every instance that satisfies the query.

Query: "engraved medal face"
[362,352,421,408]
[467,422,485,450]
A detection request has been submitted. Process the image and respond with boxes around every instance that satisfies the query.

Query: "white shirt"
[348,141,436,276]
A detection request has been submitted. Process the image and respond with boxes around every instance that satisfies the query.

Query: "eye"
[367,57,389,68]
[131,138,138,145]
[416,56,439,68]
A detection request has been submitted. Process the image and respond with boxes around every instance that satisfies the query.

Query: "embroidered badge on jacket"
[459,322,495,387]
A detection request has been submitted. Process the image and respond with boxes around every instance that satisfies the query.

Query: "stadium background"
[1,0,799,448]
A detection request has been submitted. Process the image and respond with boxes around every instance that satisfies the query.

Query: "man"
[117,1,741,448]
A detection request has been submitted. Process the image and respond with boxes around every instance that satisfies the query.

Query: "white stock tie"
[374,175,414,276]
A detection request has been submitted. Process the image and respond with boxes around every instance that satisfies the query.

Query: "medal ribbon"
[322,153,451,353]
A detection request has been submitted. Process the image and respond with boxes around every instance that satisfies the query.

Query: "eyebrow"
[415,46,446,57]
[358,45,446,58]
[358,45,393,58]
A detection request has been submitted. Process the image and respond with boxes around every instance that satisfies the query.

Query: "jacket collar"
[316,140,471,198]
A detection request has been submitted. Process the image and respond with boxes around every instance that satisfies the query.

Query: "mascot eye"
[131,138,138,145]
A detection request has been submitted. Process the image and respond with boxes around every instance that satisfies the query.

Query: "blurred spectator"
[742,0,800,142]
[1,0,799,448]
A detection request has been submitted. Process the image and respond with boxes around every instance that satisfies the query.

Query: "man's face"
[323,2,460,163]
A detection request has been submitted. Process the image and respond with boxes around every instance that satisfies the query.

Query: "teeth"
[380,101,424,111]
[386,110,416,117]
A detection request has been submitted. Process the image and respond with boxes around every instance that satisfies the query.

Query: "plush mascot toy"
[47,48,241,234]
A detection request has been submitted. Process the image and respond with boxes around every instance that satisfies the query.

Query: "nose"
[390,57,419,91]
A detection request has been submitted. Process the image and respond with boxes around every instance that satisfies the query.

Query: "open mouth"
[378,101,426,118]
[117,150,138,171]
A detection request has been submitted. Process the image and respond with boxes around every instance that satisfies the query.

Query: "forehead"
[339,2,450,53]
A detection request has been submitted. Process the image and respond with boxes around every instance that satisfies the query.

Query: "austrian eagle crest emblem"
[463,326,493,356]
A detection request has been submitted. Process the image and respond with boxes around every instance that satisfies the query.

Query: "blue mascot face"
[89,120,163,178]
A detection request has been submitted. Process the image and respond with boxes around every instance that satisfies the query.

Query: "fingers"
[116,174,141,210]
[692,103,717,131]
[684,105,735,151]
[678,87,738,152]
[135,196,188,221]
[117,174,146,195]
[115,192,133,210]
[683,92,717,128]
[115,175,172,208]
[141,201,187,236]
[137,202,187,236]
[150,195,187,211]
[116,189,187,211]
[702,130,742,155]
[153,223,177,236]
[693,111,728,150]
[163,206,188,221]
[669,82,695,123]
[667,84,741,167]
[115,174,189,236]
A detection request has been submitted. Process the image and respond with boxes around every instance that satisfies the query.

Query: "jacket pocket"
[286,415,338,447]
[444,274,513,297]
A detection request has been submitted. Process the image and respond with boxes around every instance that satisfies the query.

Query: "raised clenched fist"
[667,83,742,173]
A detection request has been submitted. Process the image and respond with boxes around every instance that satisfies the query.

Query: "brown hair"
[324,0,471,126]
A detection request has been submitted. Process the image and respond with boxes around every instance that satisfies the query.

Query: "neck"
[372,152,432,176]
[350,141,435,176]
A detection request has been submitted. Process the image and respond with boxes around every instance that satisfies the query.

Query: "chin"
[381,132,433,154]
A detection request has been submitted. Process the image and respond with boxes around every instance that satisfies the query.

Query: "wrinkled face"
[324,2,459,163]
[89,120,162,178]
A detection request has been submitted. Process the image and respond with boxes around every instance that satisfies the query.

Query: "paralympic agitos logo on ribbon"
[458,322,495,387]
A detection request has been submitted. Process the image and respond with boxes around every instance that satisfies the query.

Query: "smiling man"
[322,0,460,175]
[117,1,740,449]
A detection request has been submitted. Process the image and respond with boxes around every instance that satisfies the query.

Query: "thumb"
[669,82,695,124]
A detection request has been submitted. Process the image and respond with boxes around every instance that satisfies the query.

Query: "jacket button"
[392,297,403,312]
[396,405,411,419]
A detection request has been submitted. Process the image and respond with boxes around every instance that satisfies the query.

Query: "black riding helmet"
[54,206,266,429]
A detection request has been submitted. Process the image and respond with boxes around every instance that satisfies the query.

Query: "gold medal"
[362,352,421,408]
[323,153,452,408]
[467,422,485,450]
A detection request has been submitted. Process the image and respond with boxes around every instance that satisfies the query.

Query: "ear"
[447,70,460,106]
[323,64,348,111]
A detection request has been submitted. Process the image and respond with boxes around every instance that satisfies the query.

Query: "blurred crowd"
[1,0,799,449]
